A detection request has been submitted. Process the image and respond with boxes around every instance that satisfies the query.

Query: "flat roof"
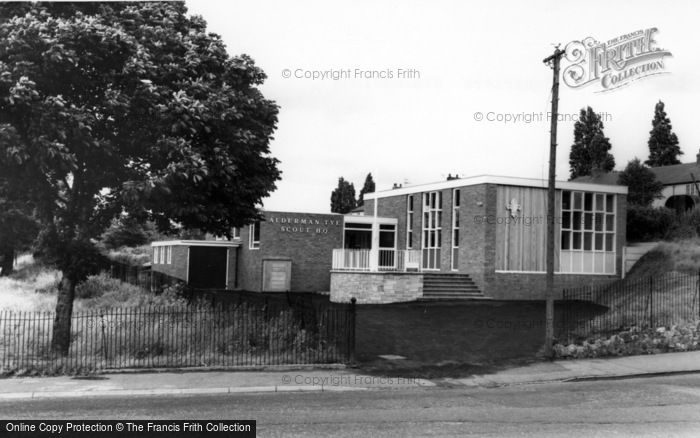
[151,240,241,247]
[364,175,628,199]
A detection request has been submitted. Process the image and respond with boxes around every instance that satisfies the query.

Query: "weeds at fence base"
[554,320,700,360]
[1,302,354,376]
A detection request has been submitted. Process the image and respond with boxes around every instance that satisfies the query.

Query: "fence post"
[697,268,700,321]
[349,297,357,364]
[100,313,108,365]
[649,276,654,329]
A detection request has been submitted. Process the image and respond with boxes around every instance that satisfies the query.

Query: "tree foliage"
[0,180,39,276]
[0,2,280,352]
[569,107,615,179]
[101,216,160,250]
[646,100,682,167]
[330,177,356,214]
[617,158,664,207]
[357,173,375,207]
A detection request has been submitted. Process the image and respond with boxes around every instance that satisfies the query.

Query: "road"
[2,374,700,437]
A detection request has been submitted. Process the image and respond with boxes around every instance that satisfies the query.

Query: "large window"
[451,189,460,271]
[344,222,372,249]
[406,195,414,249]
[153,245,172,265]
[422,191,442,270]
[560,190,616,274]
[249,221,260,249]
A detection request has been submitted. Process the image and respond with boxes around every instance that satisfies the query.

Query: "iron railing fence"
[0,300,356,373]
[560,271,700,341]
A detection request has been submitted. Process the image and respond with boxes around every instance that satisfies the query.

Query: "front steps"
[419,273,489,301]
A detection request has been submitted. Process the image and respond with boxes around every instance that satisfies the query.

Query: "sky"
[186,0,700,213]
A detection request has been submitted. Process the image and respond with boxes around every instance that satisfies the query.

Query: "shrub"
[626,205,676,242]
[75,273,123,299]
[554,322,700,359]
[105,244,152,266]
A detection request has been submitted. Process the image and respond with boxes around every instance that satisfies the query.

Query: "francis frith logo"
[562,28,672,92]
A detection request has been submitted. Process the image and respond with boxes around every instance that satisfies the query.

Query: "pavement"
[1,351,700,400]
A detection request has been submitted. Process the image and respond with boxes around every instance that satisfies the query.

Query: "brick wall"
[238,211,344,292]
[463,184,492,291]
[151,245,189,281]
[330,271,423,304]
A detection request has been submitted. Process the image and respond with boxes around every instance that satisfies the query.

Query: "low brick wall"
[330,271,423,304]
[487,272,619,300]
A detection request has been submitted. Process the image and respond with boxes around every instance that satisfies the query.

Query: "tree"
[646,100,682,167]
[569,107,615,179]
[330,177,356,214]
[617,158,664,207]
[101,216,159,250]
[0,182,39,276]
[357,173,375,207]
[0,3,280,353]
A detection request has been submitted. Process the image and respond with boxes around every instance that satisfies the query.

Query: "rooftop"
[364,174,628,200]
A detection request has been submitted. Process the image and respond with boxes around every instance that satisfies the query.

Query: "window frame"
[249,221,261,249]
[559,190,616,274]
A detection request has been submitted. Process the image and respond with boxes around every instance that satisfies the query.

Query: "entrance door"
[422,191,442,270]
[188,246,227,289]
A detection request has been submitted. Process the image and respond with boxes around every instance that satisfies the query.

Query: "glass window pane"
[573,212,582,230]
[453,229,459,246]
[454,190,460,207]
[573,232,582,249]
[584,232,593,250]
[379,231,395,248]
[605,233,614,252]
[583,252,594,272]
[437,211,442,227]
[437,229,442,245]
[594,213,604,231]
[595,194,604,211]
[573,192,583,210]
[594,253,605,272]
[561,231,571,250]
[606,214,615,231]
[408,195,413,211]
[562,211,571,229]
[562,191,571,210]
[438,192,442,209]
[605,254,615,273]
[584,193,593,211]
[606,195,614,212]
[595,233,604,250]
[584,213,593,230]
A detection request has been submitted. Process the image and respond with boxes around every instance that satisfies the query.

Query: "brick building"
[152,175,627,303]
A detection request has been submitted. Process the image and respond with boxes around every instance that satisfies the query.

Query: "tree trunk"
[0,245,14,276]
[51,276,76,355]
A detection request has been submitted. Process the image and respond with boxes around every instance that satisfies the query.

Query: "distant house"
[574,150,700,213]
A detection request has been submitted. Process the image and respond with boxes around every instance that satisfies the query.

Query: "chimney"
[696,149,700,165]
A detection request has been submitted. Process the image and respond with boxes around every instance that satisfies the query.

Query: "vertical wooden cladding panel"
[495,186,550,271]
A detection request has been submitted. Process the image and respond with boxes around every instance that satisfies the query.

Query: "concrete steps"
[420,273,489,301]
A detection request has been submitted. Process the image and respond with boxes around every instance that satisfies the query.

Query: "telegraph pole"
[543,45,565,357]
